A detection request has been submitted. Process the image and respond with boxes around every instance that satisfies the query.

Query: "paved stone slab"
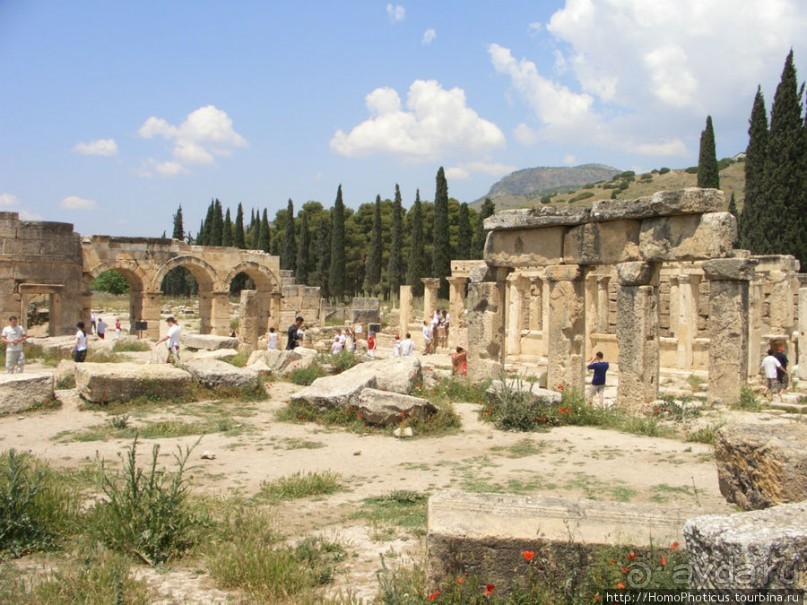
[75,362,192,403]
[182,334,239,351]
[0,372,54,414]
[183,358,259,391]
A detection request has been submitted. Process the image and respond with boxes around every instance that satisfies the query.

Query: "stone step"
[766,401,807,414]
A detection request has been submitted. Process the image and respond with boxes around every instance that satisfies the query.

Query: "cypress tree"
[697,116,720,189]
[472,198,495,259]
[407,190,426,296]
[432,167,451,297]
[197,219,206,246]
[295,210,310,285]
[211,199,224,246]
[727,193,739,247]
[282,199,297,271]
[317,212,332,298]
[172,205,184,240]
[457,203,472,260]
[765,50,805,265]
[251,211,261,249]
[329,186,346,298]
[260,209,271,253]
[364,195,383,294]
[387,184,404,297]
[200,201,215,245]
[222,208,233,247]
[740,86,769,251]
[234,203,246,249]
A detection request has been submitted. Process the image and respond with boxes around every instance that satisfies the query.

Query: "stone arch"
[85,259,149,292]
[150,255,217,292]
[222,261,281,293]
[223,261,282,342]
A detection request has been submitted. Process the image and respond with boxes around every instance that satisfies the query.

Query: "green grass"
[351,490,429,537]
[53,416,245,442]
[685,422,724,444]
[111,340,151,353]
[490,438,546,458]
[255,470,343,503]
[735,385,764,411]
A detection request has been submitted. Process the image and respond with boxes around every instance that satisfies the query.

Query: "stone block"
[0,372,54,414]
[484,206,590,230]
[428,491,698,592]
[714,423,807,510]
[291,372,377,408]
[591,187,724,221]
[639,212,736,261]
[563,220,641,265]
[485,227,564,268]
[684,501,807,589]
[702,258,757,281]
[183,358,259,391]
[182,334,239,351]
[353,388,437,426]
[75,362,192,403]
[616,261,655,286]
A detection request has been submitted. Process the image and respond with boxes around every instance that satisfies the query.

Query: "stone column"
[798,276,807,382]
[238,289,259,349]
[506,273,525,358]
[141,291,162,340]
[422,278,440,321]
[209,291,231,336]
[447,277,467,349]
[528,278,542,331]
[674,274,697,370]
[597,277,610,333]
[268,292,282,331]
[616,262,659,413]
[584,273,598,354]
[703,258,755,404]
[399,285,412,336]
[49,292,62,337]
[546,264,585,394]
[466,280,504,380]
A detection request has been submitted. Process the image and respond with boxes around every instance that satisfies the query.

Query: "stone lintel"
[702,258,756,281]
[545,264,580,282]
[617,261,655,286]
[591,187,724,222]
[483,206,591,231]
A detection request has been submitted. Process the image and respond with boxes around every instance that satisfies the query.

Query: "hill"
[472,159,745,213]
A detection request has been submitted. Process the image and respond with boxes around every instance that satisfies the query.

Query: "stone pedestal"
[210,291,231,336]
[269,292,282,331]
[506,274,526,357]
[616,262,659,412]
[399,285,412,336]
[238,289,260,349]
[447,277,467,349]
[546,264,585,394]
[467,281,504,380]
[141,291,162,340]
[703,259,755,405]
[422,278,440,321]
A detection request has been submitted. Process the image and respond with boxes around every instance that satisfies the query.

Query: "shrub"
[111,340,151,353]
[569,191,595,203]
[287,364,326,386]
[89,436,203,565]
[684,166,698,174]
[256,470,342,503]
[735,386,763,411]
[540,195,553,204]
[0,450,80,559]
[659,167,671,174]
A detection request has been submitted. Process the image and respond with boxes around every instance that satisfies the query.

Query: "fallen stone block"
[190,348,240,362]
[182,334,239,351]
[684,500,807,589]
[0,372,54,414]
[354,388,436,426]
[276,347,318,374]
[714,422,807,510]
[183,359,259,391]
[291,371,376,408]
[75,362,192,403]
[486,379,561,406]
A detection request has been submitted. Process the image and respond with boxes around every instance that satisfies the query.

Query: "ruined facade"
[450,189,801,410]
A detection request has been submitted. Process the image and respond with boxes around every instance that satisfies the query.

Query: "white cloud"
[0,193,20,208]
[60,195,97,210]
[563,154,577,166]
[330,80,505,161]
[422,28,436,45]
[137,105,247,176]
[74,138,118,156]
[386,3,405,22]
[513,123,539,146]
[446,161,515,180]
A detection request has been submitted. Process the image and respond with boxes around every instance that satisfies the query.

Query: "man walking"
[761,349,784,401]
[286,316,304,350]
[155,317,181,364]
[2,316,28,373]
[587,351,609,407]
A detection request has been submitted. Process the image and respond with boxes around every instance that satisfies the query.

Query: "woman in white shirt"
[74,321,88,362]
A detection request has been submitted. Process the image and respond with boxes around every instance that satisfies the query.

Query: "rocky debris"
[291,371,376,409]
[0,372,54,415]
[393,426,415,438]
[200,451,217,460]
[353,388,437,427]
[684,501,807,589]
[486,379,561,406]
[189,348,240,361]
[75,362,192,403]
[714,423,807,510]
[246,347,317,375]
[182,334,239,351]
[183,359,259,391]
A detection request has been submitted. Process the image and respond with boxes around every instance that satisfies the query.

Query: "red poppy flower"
[671,541,680,551]
[428,589,440,601]
[457,577,464,584]
[616,582,625,589]
[594,596,600,602]
[660,555,667,566]
[557,384,564,391]
[609,559,617,565]
[484,584,495,596]
[522,550,535,561]
[621,566,629,574]
[627,551,637,560]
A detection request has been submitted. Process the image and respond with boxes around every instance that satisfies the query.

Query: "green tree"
[222,208,233,247]
[172,205,184,240]
[92,270,129,295]
[317,211,331,298]
[765,50,806,265]
[282,199,297,271]
[251,209,261,249]
[329,185,346,298]
[387,184,404,297]
[456,202,472,260]
[259,209,271,253]
[407,190,426,296]
[432,167,451,297]
[740,86,769,251]
[211,199,224,246]
[697,115,720,189]
[234,203,246,249]
[296,209,311,284]
[472,198,495,259]
[364,195,383,294]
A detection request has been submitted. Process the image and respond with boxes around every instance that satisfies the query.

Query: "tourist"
[392,335,401,357]
[90,311,97,335]
[286,316,304,350]
[587,351,609,407]
[401,333,415,356]
[331,334,343,355]
[761,349,783,401]
[367,331,376,359]
[114,318,121,339]
[2,316,28,373]
[422,320,433,355]
[155,316,181,364]
[74,321,88,362]
[345,328,356,353]
[267,326,278,350]
[97,317,107,339]
[451,346,467,376]
[774,343,790,393]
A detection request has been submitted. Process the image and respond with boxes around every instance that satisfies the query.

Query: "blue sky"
[1,1,806,237]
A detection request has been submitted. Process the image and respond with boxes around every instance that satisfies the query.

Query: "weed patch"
[255,470,342,503]
[352,490,429,536]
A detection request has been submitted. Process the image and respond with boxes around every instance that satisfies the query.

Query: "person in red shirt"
[367,331,376,359]
[451,346,467,376]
